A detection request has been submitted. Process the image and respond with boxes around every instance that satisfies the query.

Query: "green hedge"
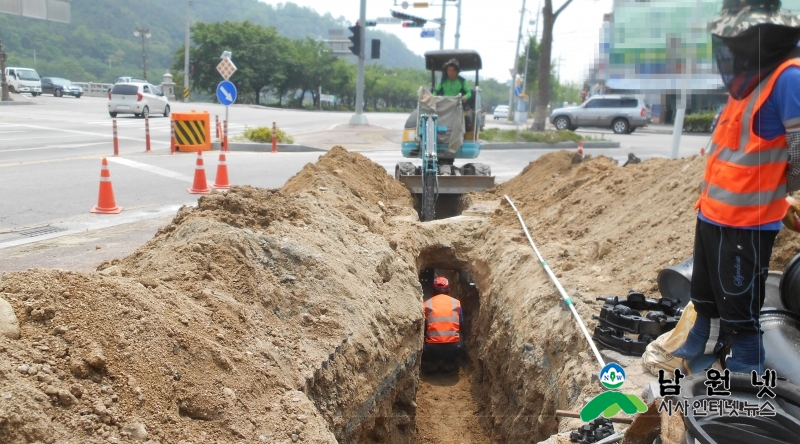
[480,129,601,143]
[241,126,294,144]
[683,111,716,133]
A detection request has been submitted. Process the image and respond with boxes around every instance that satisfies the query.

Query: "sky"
[260,0,614,85]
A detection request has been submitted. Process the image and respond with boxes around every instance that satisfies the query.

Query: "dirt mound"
[0,148,424,444]
[2,147,798,444]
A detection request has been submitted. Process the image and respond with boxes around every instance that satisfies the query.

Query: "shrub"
[480,128,599,143]
[242,126,294,144]
[683,112,716,133]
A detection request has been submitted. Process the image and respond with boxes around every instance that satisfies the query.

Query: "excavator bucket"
[398,175,495,195]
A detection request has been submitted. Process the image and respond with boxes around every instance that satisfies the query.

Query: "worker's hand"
[783,196,800,232]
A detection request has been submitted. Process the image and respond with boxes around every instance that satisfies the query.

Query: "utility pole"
[184,0,190,103]
[670,0,702,159]
[0,38,10,102]
[454,0,462,49]
[134,27,151,80]
[349,0,368,125]
[439,0,447,50]
[508,0,527,111]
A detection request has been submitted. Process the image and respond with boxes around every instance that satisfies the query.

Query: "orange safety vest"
[696,58,799,227]
[423,295,461,344]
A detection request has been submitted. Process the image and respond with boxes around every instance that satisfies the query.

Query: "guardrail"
[72,82,113,97]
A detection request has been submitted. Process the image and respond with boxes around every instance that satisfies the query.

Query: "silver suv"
[549,95,650,134]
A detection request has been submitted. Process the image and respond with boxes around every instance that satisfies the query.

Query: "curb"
[211,141,325,153]
[0,100,36,106]
[481,141,620,150]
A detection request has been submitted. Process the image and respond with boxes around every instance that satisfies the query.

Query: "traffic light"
[365,21,377,27]
[371,39,380,59]
[402,21,424,28]
[348,24,362,57]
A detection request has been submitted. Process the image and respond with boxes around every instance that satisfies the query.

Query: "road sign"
[420,29,436,38]
[183,87,189,99]
[216,57,237,80]
[401,1,409,9]
[509,68,518,77]
[376,17,401,24]
[216,81,237,106]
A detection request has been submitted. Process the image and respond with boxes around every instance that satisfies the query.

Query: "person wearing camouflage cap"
[672,0,800,375]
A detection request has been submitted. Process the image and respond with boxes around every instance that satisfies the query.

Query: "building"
[588,0,800,123]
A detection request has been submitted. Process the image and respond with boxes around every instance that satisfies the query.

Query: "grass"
[479,128,604,143]
[233,125,295,144]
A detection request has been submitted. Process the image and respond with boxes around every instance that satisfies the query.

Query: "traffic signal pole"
[349,0,369,125]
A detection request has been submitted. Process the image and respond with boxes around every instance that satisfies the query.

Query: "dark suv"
[549,95,650,134]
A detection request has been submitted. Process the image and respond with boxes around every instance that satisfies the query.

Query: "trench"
[411,261,496,444]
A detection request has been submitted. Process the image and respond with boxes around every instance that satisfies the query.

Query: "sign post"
[216,52,237,149]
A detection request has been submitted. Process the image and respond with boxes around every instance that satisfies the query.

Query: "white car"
[108,82,170,118]
[493,105,509,120]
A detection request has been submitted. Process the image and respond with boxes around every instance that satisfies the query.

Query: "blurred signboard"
[0,0,70,23]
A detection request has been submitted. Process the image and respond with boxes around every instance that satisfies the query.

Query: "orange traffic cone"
[212,152,230,190]
[90,158,123,214]
[188,150,211,194]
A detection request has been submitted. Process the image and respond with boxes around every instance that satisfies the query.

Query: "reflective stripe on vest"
[424,295,461,344]
[696,59,798,227]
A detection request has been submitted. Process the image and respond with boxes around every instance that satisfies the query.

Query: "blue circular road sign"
[216,80,237,106]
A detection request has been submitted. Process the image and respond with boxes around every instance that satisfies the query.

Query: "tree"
[172,21,290,105]
[530,0,574,130]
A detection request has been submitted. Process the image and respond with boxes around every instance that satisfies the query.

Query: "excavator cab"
[396,49,495,222]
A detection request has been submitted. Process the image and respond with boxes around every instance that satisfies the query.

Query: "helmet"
[443,58,460,72]
[710,0,800,38]
[432,276,450,293]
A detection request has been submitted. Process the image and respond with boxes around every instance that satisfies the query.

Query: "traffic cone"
[577,140,585,159]
[187,150,211,194]
[212,152,230,190]
[90,158,123,214]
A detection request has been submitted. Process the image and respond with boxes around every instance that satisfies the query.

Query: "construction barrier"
[112,119,119,156]
[145,116,151,153]
[172,111,211,152]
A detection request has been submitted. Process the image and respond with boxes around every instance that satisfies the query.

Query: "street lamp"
[133,27,151,80]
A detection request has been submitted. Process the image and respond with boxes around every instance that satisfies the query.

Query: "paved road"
[0,94,712,252]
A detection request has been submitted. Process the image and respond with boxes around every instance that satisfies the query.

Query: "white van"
[4,67,42,96]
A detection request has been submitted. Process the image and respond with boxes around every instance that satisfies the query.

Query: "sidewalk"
[293,124,402,151]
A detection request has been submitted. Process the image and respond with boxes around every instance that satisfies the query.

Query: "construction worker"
[422,276,463,372]
[673,0,800,374]
[434,58,472,103]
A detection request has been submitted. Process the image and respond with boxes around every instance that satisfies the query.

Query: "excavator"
[395,50,494,222]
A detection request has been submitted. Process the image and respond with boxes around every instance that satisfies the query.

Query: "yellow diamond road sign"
[216,58,237,80]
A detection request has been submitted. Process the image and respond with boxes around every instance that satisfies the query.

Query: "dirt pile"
[1,147,798,444]
[0,147,425,444]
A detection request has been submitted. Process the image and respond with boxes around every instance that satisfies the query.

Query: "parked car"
[3,67,42,96]
[107,77,148,92]
[493,105,509,120]
[114,76,147,84]
[108,83,170,118]
[41,77,83,98]
[549,95,650,134]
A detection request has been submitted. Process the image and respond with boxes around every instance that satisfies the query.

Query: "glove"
[783,196,800,232]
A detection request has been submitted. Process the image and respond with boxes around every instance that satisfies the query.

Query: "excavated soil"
[1,147,798,444]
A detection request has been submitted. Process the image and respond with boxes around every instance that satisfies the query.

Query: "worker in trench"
[422,276,464,373]
[672,0,800,374]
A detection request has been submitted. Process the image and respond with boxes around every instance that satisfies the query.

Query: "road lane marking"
[106,157,194,183]
[2,123,169,145]
[0,142,110,153]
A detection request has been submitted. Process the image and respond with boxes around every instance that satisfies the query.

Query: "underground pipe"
[504,195,606,369]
